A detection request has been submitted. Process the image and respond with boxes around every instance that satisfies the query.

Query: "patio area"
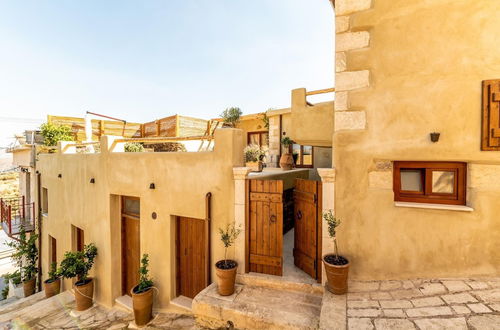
[0,291,197,329]
[326,277,500,329]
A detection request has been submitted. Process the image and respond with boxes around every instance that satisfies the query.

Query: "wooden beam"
[305,87,335,96]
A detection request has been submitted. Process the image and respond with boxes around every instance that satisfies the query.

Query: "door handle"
[296,210,302,220]
[269,215,277,223]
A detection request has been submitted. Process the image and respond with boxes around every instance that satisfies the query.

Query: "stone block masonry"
[334,0,372,131]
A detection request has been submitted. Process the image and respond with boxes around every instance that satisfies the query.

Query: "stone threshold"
[236,272,324,295]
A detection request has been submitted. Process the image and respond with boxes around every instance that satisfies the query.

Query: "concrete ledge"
[394,202,474,212]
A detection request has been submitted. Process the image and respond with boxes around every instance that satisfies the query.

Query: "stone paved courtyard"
[0,278,498,329]
[345,278,500,329]
[0,291,197,329]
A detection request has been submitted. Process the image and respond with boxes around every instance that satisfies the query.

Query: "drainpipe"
[36,172,42,292]
[205,192,212,285]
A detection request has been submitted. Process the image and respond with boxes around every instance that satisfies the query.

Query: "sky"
[0,0,334,147]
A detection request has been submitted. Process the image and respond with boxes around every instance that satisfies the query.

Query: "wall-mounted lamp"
[90,178,95,184]
[149,183,155,189]
[151,212,157,220]
[58,174,62,178]
[430,132,440,143]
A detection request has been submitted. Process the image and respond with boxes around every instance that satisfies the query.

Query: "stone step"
[193,283,323,330]
[319,289,346,330]
[236,272,324,295]
[0,291,45,315]
[0,297,18,307]
[170,295,193,312]
[114,295,133,312]
[0,290,74,323]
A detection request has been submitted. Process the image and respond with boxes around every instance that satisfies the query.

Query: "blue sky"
[0,0,334,129]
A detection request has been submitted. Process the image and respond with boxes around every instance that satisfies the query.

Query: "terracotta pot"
[23,278,36,297]
[279,153,294,171]
[131,286,154,326]
[74,278,94,311]
[323,254,350,294]
[215,260,238,296]
[245,161,263,172]
[44,278,61,298]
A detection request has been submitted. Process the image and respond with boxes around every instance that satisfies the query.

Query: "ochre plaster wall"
[37,129,243,309]
[334,0,500,279]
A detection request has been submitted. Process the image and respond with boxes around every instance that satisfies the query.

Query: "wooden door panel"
[248,179,283,276]
[293,179,318,279]
[177,217,206,298]
[122,216,140,296]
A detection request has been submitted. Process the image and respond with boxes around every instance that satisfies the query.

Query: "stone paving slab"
[345,277,500,330]
[0,290,197,329]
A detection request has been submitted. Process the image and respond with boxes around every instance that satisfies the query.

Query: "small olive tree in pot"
[59,244,98,311]
[322,210,349,294]
[215,223,241,296]
[131,254,154,326]
[279,136,294,171]
[44,262,61,298]
[220,107,242,128]
[244,144,267,172]
[7,228,38,297]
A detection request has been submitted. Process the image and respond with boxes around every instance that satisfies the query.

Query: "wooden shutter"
[482,80,500,150]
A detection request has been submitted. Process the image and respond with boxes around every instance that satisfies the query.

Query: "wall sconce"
[90,178,95,184]
[430,132,440,143]
[151,212,157,220]
[149,183,155,189]
[58,174,62,178]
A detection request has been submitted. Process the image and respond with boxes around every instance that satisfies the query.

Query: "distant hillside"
[0,171,19,198]
[0,152,14,172]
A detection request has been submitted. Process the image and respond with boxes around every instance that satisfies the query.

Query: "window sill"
[42,213,48,217]
[394,202,474,212]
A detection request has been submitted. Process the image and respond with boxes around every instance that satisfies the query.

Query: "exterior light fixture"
[58,174,62,178]
[151,212,157,220]
[430,132,440,143]
[149,183,155,189]
[90,178,95,184]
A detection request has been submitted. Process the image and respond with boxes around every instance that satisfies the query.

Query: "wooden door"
[248,180,283,276]
[176,216,207,298]
[121,196,140,296]
[293,179,321,280]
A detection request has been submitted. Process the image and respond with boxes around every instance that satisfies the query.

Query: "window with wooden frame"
[247,131,269,147]
[393,161,467,205]
[482,79,500,151]
[292,144,314,168]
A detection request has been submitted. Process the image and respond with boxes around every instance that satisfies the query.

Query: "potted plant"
[220,107,242,128]
[131,254,154,326]
[7,228,38,297]
[59,244,98,311]
[44,262,61,298]
[6,271,23,298]
[244,144,266,172]
[215,223,241,296]
[279,136,294,171]
[323,210,349,294]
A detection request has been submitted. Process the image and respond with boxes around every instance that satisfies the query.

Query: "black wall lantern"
[90,178,95,184]
[58,174,62,178]
[149,183,155,189]
[430,132,441,143]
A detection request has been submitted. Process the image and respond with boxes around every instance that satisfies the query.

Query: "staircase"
[192,273,324,330]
